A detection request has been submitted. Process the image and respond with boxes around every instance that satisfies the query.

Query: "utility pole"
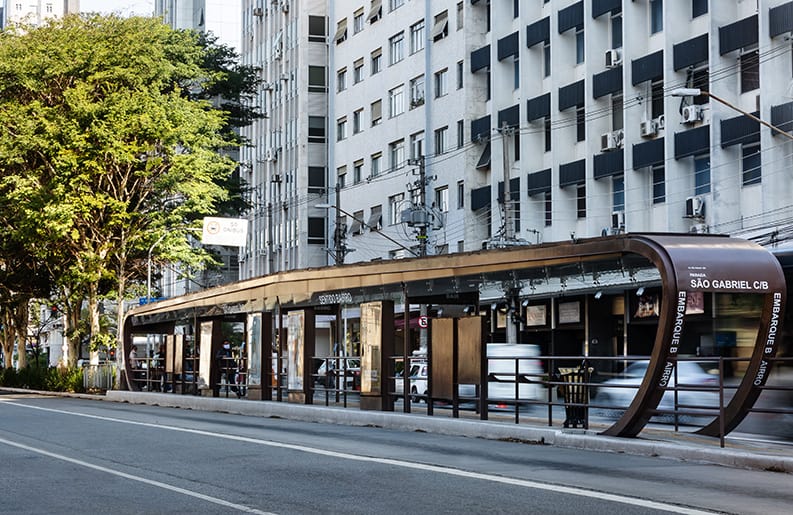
[501,122,515,242]
[333,182,347,264]
[417,156,428,257]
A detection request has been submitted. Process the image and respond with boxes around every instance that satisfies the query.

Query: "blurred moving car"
[315,358,361,390]
[594,360,719,418]
[485,343,543,408]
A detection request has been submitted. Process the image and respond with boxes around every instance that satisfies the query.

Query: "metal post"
[417,156,428,257]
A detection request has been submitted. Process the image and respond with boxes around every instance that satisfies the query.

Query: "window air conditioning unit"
[682,105,702,124]
[262,82,273,90]
[264,149,278,161]
[612,210,625,229]
[689,223,708,234]
[640,119,657,137]
[685,196,705,218]
[605,48,622,68]
[600,129,623,152]
[654,114,665,130]
[281,1,289,12]
[253,7,263,17]
[271,173,282,183]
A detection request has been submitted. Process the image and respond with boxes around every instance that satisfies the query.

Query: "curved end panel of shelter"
[696,253,787,437]
[601,237,679,437]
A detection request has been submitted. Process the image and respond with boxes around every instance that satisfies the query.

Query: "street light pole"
[670,88,793,142]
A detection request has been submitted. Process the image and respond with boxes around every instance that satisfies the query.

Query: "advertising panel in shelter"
[287,311,305,390]
[360,302,383,394]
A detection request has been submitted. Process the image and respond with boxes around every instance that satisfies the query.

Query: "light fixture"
[594,290,603,300]
[521,299,529,307]
[491,302,498,311]
[636,287,645,296]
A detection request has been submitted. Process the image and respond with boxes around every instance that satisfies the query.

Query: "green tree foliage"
[0,15,238,369]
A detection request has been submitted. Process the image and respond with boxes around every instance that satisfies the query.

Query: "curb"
[4,388,791,474]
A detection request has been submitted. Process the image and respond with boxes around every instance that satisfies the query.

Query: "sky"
[80,0,155,16]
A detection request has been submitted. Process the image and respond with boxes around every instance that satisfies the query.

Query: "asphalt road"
[1,391,792,514]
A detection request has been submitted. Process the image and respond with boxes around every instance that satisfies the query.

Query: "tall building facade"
[155,0,244,297]
[239,0,330,277]
[1,0,79,29]
[239,0,793,274]
[327,0,793,265]
[155,0,241,50]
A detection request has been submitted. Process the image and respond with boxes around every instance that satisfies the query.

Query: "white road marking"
[0,435,274,515]
[1,400,716,515]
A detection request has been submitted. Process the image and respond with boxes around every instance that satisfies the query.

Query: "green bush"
[0,366,84,393]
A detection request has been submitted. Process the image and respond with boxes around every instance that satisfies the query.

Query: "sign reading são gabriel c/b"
[201,217,249,247]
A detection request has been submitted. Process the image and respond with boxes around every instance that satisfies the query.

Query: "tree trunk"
[115,269,130,390]
[1,311,14,368]
[13,301,29,369]
[87,282,101,365]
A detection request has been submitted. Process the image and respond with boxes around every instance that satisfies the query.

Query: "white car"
[315,358,361,390]
[594,360,719,419]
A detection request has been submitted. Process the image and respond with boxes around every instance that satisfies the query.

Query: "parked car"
[594,360,719,419]
[316,358,361,390]
[484,343,544,408]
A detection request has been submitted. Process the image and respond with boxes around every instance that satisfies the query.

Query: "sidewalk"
[4,387,792,474]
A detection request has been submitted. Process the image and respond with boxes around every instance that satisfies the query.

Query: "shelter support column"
[360,300,395,411]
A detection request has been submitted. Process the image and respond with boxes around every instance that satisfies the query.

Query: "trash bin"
[558,365,593,429]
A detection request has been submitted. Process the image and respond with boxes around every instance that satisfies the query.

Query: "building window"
[308,217,326,245]
[435,126,448,154]
[389,193,405,225]
[544,191,552,226]
[371,48,382,74]
[371,153,382,177]
[612,175,625,213]
[435,186,449,212]
[692,67,710,105]
[353,109,363,134]
[389,139,405,170]
[650,0,663,34]
[308,15,326,42]
[486,69,491,100]
[337,68,347,92]
[456,60,464,89]
[308,116,325,143]
[575,28,585,64]
[457,119,464,149]
[410,131,424,159]
[576,185,586,218]
[456,2,463,30]
[544,117,552,152]
[410,20,425,54]
[742,142,761,186]
[354,59,364,83]
[371,99,382,126]
[336,116,347,141]
[335,18,348,44]
[694,154,710,195]
[434,68,448,98]
[611,12,622,49]
[576,107,585,142]
[513,0,519,18]
[409,75,425,108]
[431,10,449,42]
[353,9,365,34]
[389,84,405,117]
[692,0,708,18]
[457,181,464,209]
[513,57,520,89]
[740,49,760,93]
[352,210,364,235]
[543,41,551,77]
[308,66,326,92]
[354,160,364,184]
[652,164,665,204]
[513,132,521,162]
[651,80,664,119]
[309,166,326,194]
[389,32,405,65]
[337,165,347,188]
[369,0,382,23]
[612,94,624,131]
[46,3,54,13]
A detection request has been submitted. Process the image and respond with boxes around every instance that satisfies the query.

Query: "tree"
[0,15,238,375]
